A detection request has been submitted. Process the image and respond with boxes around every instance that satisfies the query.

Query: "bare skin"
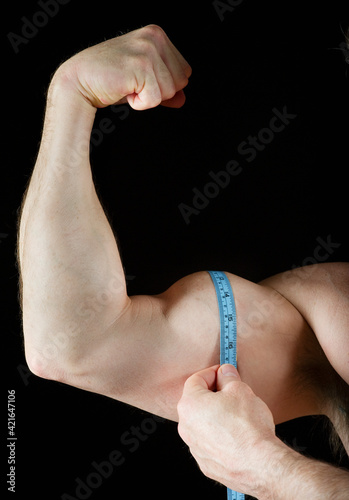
[177,364,349,499]
[18,23,348,431]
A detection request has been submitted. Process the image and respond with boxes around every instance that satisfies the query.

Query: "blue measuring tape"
[208,271,245,500]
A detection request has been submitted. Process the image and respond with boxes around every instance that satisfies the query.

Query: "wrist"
[244,437,294,500]
[50,64,96,110]
[39,65,97,158]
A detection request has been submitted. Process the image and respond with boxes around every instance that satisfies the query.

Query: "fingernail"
[221,364,238,377]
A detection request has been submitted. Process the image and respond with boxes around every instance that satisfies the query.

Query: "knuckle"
[177,395,195,424]
[131,37,156,61]
[231,381,253,396]
[199,462,210,478]
[132,51,152,72]
[177,422,191,446]
[141,24,166,41]
[177,421,185,439]
[134,25,166,56]
[241,381,255,396]
[176,396,187,419]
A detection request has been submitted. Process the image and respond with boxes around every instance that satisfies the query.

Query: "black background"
[3,0,349,498]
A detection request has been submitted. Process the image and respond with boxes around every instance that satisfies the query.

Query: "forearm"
[18,69,128,376]
[252,441,349,500]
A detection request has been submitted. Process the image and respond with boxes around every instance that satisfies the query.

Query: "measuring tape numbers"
[208,271,245,500]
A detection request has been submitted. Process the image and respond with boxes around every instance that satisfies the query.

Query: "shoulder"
[260,263,349,384]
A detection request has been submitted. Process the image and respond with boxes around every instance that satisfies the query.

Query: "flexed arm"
[19,25,330,425]
[18,25,192,379]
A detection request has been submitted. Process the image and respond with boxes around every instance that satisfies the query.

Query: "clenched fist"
[53,24,192,110]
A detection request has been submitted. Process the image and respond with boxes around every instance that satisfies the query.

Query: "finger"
[158,39,191,93]
[162,32,192,79]
[182,365,220,397]
[126,70,162,110]
[161,89,186,108]
[216,364,241,391]
[153,57,180,102]
[131,58,179,109]
[154,57,187,106]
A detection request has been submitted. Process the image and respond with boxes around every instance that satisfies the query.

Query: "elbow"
[22,317,86,382]
[24,339,71,383]
[25,347,61,381]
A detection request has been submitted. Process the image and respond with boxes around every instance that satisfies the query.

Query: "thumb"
[217,364,241,391]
